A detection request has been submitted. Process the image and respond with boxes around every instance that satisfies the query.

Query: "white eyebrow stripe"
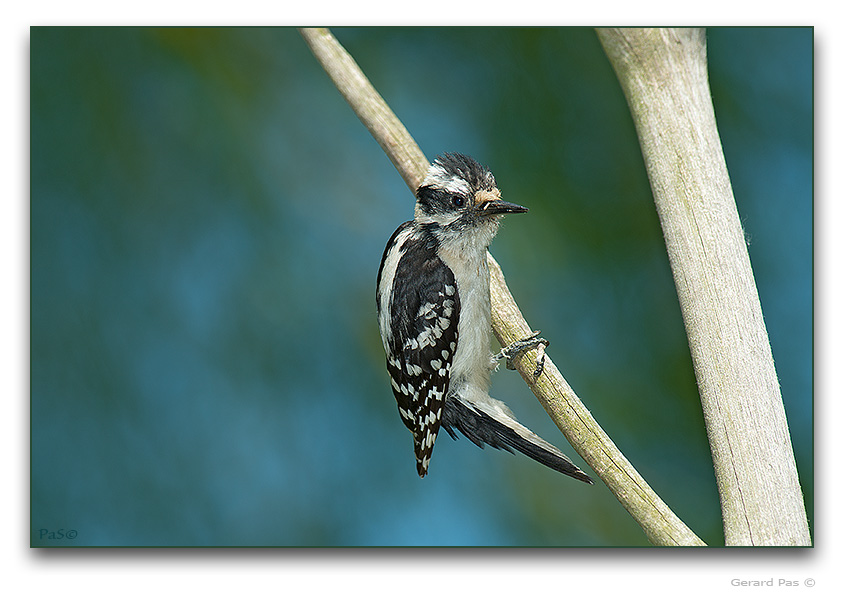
[422,164,471,196]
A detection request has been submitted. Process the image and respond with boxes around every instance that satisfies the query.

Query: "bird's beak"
[481,199,529,215]
[475,190,528,216]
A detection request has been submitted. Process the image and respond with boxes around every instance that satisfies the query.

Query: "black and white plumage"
[376,153,592,483]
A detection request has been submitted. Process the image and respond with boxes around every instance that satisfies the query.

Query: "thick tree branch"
[300,26,704,546]
[597,27,810,546]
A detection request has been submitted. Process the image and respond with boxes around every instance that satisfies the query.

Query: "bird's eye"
[452,195,465,208]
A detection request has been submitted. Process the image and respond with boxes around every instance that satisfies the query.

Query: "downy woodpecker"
[376,153,592,483]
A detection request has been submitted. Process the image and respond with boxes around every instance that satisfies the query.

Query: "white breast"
[435,221,500,393]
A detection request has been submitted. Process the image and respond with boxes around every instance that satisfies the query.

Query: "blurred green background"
[30,27,812,546]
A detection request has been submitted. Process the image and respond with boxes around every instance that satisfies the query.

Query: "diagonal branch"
[300,26,705,546]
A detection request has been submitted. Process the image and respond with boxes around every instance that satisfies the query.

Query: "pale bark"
[597,27,810,546]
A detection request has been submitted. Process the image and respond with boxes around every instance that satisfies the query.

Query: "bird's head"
[414,153,528,238]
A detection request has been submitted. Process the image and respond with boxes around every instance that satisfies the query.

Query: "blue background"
[31,27,812,546]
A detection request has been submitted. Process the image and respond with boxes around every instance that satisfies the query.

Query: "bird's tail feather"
[442,395,593,484]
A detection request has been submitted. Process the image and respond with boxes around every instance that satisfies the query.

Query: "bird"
[376,152,592,483]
